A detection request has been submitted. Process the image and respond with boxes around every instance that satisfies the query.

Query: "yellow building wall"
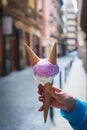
[28,0,38,12]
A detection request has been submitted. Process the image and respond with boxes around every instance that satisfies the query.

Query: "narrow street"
[0,54,73,130]
[0,0,87,129]
[0,53,86,130]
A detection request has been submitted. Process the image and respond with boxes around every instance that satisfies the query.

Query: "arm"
[38,85,87,130]
[60,99,87,130]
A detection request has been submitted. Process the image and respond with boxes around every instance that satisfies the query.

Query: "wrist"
[65,97,76,113]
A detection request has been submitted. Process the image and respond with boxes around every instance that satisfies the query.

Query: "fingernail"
[38,107,42,111]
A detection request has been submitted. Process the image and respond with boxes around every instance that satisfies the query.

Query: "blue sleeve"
[60,99,87,130]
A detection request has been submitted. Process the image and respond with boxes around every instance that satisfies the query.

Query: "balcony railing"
[25,6,43,25]
[25,6,37,20]
[8,0,28,14]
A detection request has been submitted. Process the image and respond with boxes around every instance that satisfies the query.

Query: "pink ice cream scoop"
[33,59,59,78]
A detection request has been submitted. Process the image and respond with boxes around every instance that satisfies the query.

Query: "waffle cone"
[43,82,52,123]
[48,43,57,64]
[24,43,40,65]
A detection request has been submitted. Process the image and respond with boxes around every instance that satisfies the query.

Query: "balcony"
[3,1,42,29]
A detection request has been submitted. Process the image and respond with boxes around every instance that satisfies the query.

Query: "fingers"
[38,84,43,95]
[38,84,62,100]
[38,85,44,112]
[38,105,44,111]
[52,87,62,93]
[50,86,61,97]
[38,95,44,102]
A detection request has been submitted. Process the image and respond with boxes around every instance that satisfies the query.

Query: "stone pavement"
[0,68,51,130]
[0,55,73,130]
[0,55,86,130]
[50,57,87,130]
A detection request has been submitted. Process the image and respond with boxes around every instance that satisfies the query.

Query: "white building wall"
[66,0,77,47]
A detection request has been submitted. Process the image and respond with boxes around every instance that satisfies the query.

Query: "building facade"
[38,0,64,58]
[0,0,42,77]
[77,0,87,72]
[66,0,78,51]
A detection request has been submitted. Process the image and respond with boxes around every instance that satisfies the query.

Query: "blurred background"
[0,0,87,130]
[0,0,87,76]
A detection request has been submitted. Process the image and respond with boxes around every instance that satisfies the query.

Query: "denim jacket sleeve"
[60,99,87,130]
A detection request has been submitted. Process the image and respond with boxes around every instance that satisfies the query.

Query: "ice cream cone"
[48,43,57,64]
[43,82,52,123]
[24,43,40,65]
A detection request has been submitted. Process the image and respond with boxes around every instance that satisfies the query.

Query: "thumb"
[51,87,62,98]
[52,88,57,97]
